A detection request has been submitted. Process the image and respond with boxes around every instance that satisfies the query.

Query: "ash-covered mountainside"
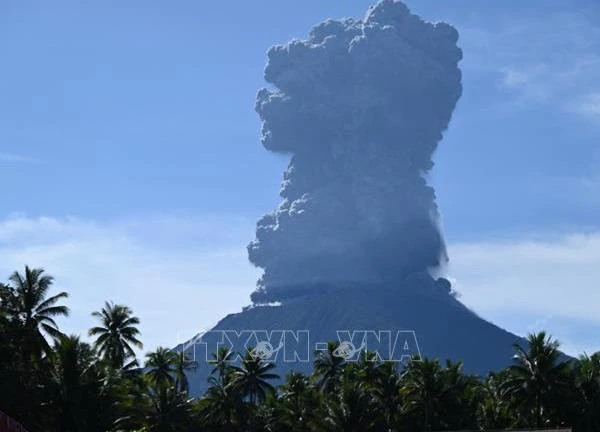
[248,0,462,302]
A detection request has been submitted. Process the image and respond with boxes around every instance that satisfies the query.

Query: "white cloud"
[499,64,554,103]
[570,92,600,121]
[448,233,600,354]
[498,56,600,109]
[0,215,260,355]
[0,153,39,163]
[501,68,534,88]
[449,233,600,317]
[461,11,600,122]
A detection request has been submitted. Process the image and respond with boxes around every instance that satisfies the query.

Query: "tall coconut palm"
[314,341,346,393]
[173,350,197,394]
[144,385,194,432]
[477,371,514,430]
[200,378,245,430]
[438,360,480,430]
[0,283,10,358]
[372,361,403,429]
[145,347,177,390]
[400,358,448,431]
[351,350,380,389]
[228,349,279,404]
[323,380,378,432]
[89,301,142,369]
[209,346,234,386]
[46,335,97,432]
[5,266,69,355]
[573,352,600,431]
[45,334,121,432]
[504,331,569,428]
[123,382,194,432]
[0,282,9,320]
[278,371,321,431]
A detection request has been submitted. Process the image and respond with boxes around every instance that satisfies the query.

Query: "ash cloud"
[248,0,462,302]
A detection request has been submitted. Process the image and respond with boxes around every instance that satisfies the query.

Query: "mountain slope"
[183,278,523,396]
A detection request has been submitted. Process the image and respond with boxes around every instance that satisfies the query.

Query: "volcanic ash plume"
[248,0,463,302]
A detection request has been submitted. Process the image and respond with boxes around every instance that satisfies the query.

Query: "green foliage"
[228,349,280,404]
[503,331,571,428]
[314,341,346,393]
[1,265,600,431]
[145,347,178,390]
[4,266,69,356]
[89,301,142,369]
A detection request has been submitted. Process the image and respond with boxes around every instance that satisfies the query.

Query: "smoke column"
[248,0,462,302]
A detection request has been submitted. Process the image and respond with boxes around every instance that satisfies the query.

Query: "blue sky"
[1,0,600,356]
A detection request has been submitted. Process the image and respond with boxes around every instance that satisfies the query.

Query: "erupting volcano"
[184,0,523,395]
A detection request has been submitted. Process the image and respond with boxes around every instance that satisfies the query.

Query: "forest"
[1,266,598,431]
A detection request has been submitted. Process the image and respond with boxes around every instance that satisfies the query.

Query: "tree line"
[1,266,599,431]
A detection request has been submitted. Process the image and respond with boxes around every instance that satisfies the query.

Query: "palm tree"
[89,301,142,369]
[504,332,569,428]
[173,350,197,394]
[349,350,380,389]
[314,341,346,393]
[145,347,177,390]
[209,346,234,386]
[143,385,194,432]
[438,360,480,430]
[477,371,514,430]
[0,282,10,361]
[4,266,69,355]
[200,379,245,430]
[323,380,378,432]
[228,349,279,404]
[0,283,9,324]
[278,371,321,431]
[400,358,447,431]
[371,361,403,430]
[573,352,600,431]
[46,335,104,432]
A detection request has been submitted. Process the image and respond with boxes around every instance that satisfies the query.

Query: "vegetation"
[1,266,599,431]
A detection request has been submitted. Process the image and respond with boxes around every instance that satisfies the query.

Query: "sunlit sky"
[1,0,599,356]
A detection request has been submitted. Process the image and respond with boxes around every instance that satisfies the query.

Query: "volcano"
[182,0,524,395]
[184,280,522,396]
